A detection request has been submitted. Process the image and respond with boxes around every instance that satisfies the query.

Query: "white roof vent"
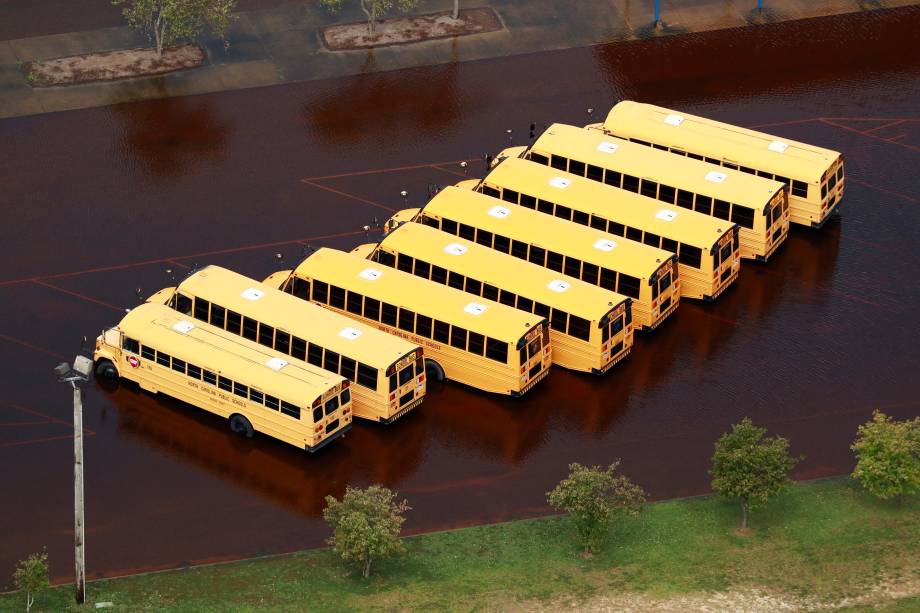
[444,243,468,256]
[549,177,571,189]
[359,268,383,281]
[664,114,684,126]
[172,321,195,334]
[705,171,727,184]
[656,210,678,222]
[547,280,571,293]
[596,142,619,154]
[464,302,487,316]
[768,140,789,153]
[265,357,288,371]
[241,288,264,301]
[339,327,363,340]
[488,205,511,219]
[594,238,617,252]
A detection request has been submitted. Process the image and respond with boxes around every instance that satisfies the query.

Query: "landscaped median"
[3,477,918,612]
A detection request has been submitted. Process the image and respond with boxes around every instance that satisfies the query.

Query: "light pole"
[54,355,92,605]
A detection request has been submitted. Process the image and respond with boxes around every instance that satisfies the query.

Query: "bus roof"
[528,123,783,210]
[292,248,542,344]
[485,156,734,250]
[422,185,670,282]
[118,302,343,402]
[602,101,839,184]
[378,222,630,323]
[173,265,419,369]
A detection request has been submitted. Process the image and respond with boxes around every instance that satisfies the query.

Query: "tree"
[710,418,801,530]
[546,461,646,555]
[323,484,410,578]
[112,0,236,56]
[13,551,48,613]
[320,0,422,36]
[851,410,920,504]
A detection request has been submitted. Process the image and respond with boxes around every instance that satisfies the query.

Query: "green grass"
[3,478,918,612]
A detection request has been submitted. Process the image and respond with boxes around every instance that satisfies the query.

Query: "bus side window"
[356,363,377,389]
[292,278,310,300]
[483,284,499,301]
[324,350,340,373]
[450,327,468,350]
[176,293,193,315]
[468,332,485,355]
[485,338,508,363]
[291,337,307,361]
[381,303,398,326]
[482,185,500,198]
[494,234,511,253]
[441,218,458,235]
[341,356,357,381]
[122,336,139,354]
[416,314,433,338]
[568,316,590,341]
[414,260,431,279]
[193,298,209,322]
[617,275,641,299]
[226,310,242,334]
[534,302,550,318]
[530,152,549,165]
[600,268,617,291]
[501,189,519,205]
[141,345,155,360]
[307,343,323,367]
[378,250,396,267]
[550,309,567,333]
[713,200,731,220]
[791,180,809,198]
[433,321,450,343]
[550,154,567,171]
[679,245,702,269]
[466,278,482,295]
[312,280,329,303]
[517,296,533,312]
[363,296,381,321]
[210,304,226,329]
[519,194,537,209]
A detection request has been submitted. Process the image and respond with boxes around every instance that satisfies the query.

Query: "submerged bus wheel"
[94,359,118,381]
[425,359,445,382]
[229,414,254,439]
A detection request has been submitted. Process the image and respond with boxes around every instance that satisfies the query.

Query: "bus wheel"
[94,359,118,381]
[229,414,254,439]
[424,359,445,382]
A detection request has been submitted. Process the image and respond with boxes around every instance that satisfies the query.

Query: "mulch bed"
[320,7,503,51]
[22,44,206,87]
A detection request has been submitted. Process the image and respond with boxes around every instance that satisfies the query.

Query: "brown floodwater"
[1,8,919,582]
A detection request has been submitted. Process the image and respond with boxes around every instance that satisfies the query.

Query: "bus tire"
[425,359,445,382]
[95,359,118,381]
[229,414,254,439]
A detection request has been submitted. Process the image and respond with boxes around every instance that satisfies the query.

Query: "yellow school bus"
[356,221,633,374]
[497,123,788,261]
[93,302,352,452]
[388,185,678,330]
[267,248,551,396]
[149,265,424,424]
[588,100,843,227]
[476,156,740,301]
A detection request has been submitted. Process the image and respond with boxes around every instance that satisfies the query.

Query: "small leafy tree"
[711,418,801,530]
[320,0,422,36]
[851,410,920,504]
[112,0,236,56]
[546,461,646,555]
[323,484,410,578]
[13,550,48,613]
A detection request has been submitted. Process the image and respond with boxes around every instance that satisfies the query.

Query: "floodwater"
[1,8,919,582]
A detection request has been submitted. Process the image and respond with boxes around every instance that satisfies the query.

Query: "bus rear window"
[399,364,414,386]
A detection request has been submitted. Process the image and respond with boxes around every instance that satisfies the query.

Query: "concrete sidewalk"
[0,0,917,119]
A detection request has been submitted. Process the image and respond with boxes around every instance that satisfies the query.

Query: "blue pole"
[654,0,660,23]
[758,0,763,10]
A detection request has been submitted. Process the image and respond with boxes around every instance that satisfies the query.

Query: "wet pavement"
[1,9,919,582]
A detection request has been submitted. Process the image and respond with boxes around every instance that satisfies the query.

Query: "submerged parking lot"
[1,8,918,581]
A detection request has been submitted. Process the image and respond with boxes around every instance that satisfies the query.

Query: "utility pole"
[55,355,91,604]
[73,385,85,604]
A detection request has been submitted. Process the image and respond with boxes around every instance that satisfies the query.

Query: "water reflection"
[105,381,426,516]
[110,84,233,179]
[305,59,471,144]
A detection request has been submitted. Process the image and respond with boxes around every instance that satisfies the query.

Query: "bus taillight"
[314,424,324,433]
[312,398,321,408]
